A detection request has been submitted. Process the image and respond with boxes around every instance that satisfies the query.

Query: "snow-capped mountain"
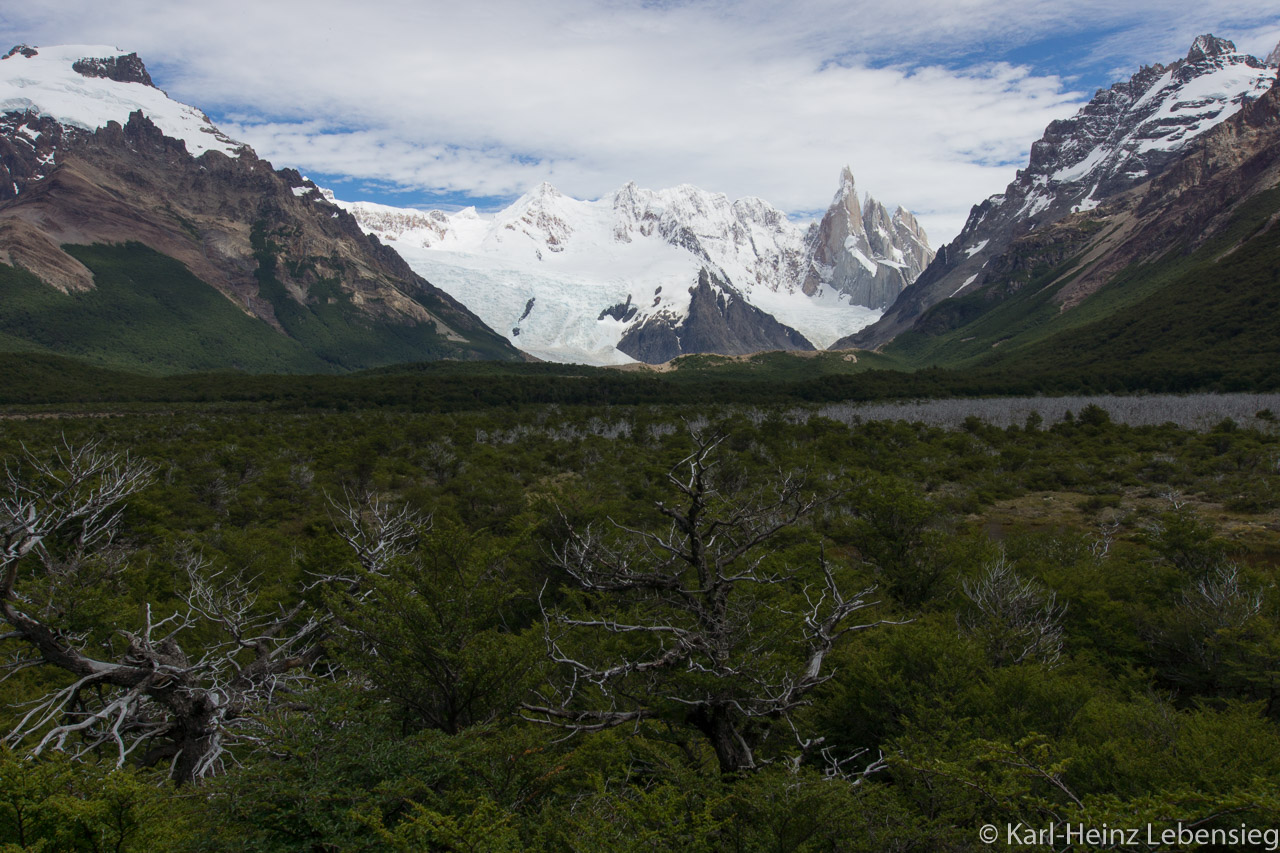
[802,166,932,308]
[0,45,518,370]
[338,171,931,364]
[0,44,242,198]
[857,64,1280,379]
[843,34,1278,350]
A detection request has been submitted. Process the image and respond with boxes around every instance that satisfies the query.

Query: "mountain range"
[335,169,931,364]
[0,35,1277,383]
[0,42,933,370]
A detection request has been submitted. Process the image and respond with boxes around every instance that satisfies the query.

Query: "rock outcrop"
[801,166,933,308]
[616,268,814,363]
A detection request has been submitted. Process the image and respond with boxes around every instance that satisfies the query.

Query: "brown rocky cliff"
[0,110,502,345]
[1054,76,1280,309]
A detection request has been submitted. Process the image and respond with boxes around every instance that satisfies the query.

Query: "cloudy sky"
[3,1,1278,243]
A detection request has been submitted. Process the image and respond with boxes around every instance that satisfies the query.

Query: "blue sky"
[2,1,1278,243]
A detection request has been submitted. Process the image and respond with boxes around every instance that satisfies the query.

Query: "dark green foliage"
[840,474,957,608]
[249,222,516,368]
[0,402,1277,848]
[917,186,1280,391]
[0,243,331,374]
[329,520,541,734]
[0,238,516,376]
[0,747,193,851]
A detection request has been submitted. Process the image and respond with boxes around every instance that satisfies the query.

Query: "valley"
[1,23,1280,853]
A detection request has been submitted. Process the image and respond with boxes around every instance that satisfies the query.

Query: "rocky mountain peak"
[838,165,857,193]
[833,166,861,218]
[616,266,814,363]
[892,205,922,231]
[516,181,563,209]
[0,44,242,160]
[3,45,155,87]
[730,195,785,228]
[494,181,576,253]
[1266,40,1280,68]
[1185,34,1237,64]
[799,167,934,308]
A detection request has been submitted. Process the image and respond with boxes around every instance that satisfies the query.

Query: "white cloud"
[2,0,1277,243]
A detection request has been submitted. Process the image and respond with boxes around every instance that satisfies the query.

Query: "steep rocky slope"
[840,34,1277,351]
[0,45,518,371]
[876,67,1280,383]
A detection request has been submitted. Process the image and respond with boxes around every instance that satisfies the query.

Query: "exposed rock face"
[0,112,69,201]
[802,167,933,308]
[840,34,1277,350]
[616,268,814,363]
[72,53,154,87]
[1053,72,1280,310]
[499,182,574,252]
[872,65,1280,361]
[607,182,813,292]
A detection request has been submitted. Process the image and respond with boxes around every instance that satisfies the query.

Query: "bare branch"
[960,555,1066,667]
[529,428,895,774]
[315,488,428,593]
[2,441,330,784]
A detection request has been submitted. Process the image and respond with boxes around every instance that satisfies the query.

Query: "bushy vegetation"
[2,399,1278,849]
[0,243,330,374]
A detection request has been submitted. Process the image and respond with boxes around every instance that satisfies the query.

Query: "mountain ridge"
[871,60,1280,387]
[338,169,932,364]
[840,33,1278,351]
[0,44,520,372]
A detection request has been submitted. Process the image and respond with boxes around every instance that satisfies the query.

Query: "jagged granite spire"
[1266,38,1280,68]
[801,166,934,309]
[1185,34,1237,63]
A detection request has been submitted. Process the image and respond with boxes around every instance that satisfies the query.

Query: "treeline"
[5,349,1278,412]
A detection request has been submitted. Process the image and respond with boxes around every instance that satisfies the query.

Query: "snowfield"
[336,182,889,364]
[0,44,243,158]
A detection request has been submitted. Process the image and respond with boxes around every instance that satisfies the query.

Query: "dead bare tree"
[523,429,893,775]
[322,486,426,588]
[960,556,1066,667]
[1,439,330,784]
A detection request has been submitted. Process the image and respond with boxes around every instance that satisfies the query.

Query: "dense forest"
[3,393,1280,850]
